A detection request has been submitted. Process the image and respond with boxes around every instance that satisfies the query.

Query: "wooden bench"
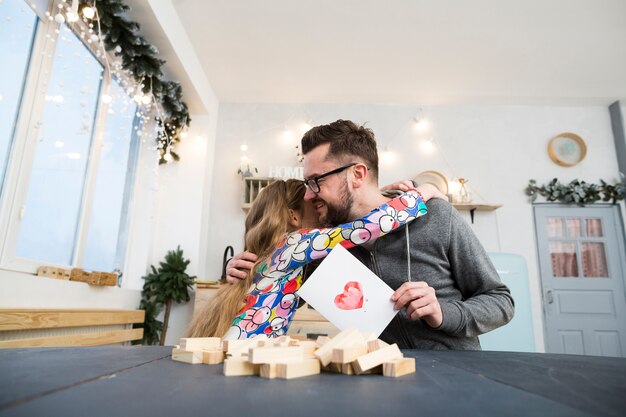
[0,309,144,348]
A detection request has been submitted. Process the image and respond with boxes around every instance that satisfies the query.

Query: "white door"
[534,204,626,357]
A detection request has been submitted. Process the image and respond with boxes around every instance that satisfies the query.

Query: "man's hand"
[391,281,443,328]
[225,251,258,284]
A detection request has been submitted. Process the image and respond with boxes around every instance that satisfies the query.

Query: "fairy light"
[419,137,435,153]
[82,6,95,19]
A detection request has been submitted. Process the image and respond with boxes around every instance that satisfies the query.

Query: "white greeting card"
[297,244,398,336]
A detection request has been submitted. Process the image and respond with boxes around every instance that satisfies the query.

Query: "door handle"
[546,290,554,304]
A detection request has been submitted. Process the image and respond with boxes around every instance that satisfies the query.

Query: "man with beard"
[227,120,514,349]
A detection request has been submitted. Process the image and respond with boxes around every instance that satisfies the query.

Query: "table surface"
[0,347,625,417]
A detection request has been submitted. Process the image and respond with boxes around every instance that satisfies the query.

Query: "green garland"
[85,0,190,164]
[526,175,626,205]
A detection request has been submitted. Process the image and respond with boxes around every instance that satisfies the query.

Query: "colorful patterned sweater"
[223,190,427,340]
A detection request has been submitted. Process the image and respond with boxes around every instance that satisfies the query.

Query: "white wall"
[205,103,622,352]
[144,114,218,345]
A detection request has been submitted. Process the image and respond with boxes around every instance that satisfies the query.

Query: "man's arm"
[436,207,515,337]
[391,203,514,335]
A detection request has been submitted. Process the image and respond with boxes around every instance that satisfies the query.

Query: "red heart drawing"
[334,281,364,310]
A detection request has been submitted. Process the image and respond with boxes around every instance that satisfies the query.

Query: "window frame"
[0,0,142,276]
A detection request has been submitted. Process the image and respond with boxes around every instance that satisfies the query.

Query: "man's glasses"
[304,163,357,193]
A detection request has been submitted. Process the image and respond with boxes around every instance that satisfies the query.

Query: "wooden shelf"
[452,203,502,211]
[452,203,502,224]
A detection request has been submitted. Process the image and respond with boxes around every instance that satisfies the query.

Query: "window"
[0,0,37,194]
[82,77,138,272]
[16,24,103,265]
[0,2,142,278]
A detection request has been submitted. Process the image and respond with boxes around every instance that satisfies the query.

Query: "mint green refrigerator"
[479,253,536,352]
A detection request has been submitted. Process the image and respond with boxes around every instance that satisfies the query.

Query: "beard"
[319,178,354,227]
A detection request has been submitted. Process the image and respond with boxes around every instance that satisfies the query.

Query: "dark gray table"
[0,347,624,417]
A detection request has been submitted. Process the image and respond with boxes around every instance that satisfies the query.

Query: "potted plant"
[135,246,195,345]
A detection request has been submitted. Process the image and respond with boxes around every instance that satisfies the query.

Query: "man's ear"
[351,163,368,189]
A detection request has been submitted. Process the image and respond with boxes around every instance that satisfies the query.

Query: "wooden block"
[383,357,416,377]
[367,339,389,353]
[259,363,278,379]
[222,339,246,352]
[277,359,321,379]
[321,362,342,373]
[180,337,221,351]
[332,344,368,364]
[225,334,268,357]
[314,327,361,366]
[359,365,383,375]
[249,346,304,364]
[353,344,402,375]
[363,332,378,342]
[202,350,225,364]
[316,335,331,347]
[289,334,310,341]
[37,266,71,280]
[341,363,354,375]
[223,358,260,376]
[297,341,318,358]
[171,348,203,364]
[70,268,98,285]
[92,271,118,286]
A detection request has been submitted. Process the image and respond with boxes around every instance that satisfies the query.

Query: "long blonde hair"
[185,179,305,338]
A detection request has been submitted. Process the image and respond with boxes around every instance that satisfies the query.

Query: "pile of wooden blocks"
[171,327,415,379]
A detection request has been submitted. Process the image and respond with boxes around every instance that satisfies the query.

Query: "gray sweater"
[349,198,514,350]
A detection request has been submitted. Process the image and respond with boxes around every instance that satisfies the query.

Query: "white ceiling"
[132,0,626,108]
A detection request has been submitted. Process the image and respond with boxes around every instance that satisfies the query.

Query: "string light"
[282,128,294,144]
[381,145,395,164]
[419,137,435,153]
[299,122,312,134]
[82,6,95,19]
[163,148,172,162]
